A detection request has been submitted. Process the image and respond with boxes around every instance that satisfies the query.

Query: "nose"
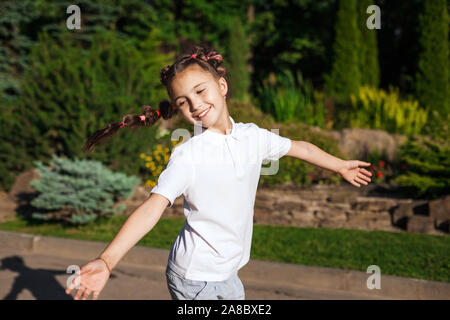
[189,96,204,113]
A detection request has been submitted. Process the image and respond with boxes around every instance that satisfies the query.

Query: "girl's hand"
[337,160,372,187]
[65,258,111,300]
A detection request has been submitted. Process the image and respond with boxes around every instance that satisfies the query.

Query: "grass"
[0,214,449,283]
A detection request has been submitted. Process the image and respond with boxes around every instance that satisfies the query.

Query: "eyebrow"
[174,81,208,101]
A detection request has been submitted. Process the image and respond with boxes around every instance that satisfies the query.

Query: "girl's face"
[170,64,229,131]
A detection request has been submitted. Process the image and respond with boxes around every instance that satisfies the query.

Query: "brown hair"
[82,46,227,153]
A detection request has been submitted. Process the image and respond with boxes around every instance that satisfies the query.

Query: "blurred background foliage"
[0,0,448,201]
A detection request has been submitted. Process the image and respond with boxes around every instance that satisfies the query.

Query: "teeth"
[198,107,210,118]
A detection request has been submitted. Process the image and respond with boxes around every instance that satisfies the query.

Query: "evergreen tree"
[324,0,360,99]
[226,16,251,102]
[0,30,171,191]
[415,0,449,126]
[0,1,36,101]
[357,0,380,88]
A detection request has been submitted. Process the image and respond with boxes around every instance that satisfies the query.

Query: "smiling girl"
[67,46,372,300]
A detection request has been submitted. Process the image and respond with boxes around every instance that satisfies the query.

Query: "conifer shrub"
[29,155,140,225]
[392,136,450,199]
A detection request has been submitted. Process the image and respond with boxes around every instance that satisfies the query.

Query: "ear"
[218,76,228,98]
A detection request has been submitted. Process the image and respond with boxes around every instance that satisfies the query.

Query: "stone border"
[1,230,448,299]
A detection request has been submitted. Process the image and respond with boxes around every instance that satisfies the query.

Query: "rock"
[407,216,435,234]
[290,210,317,227]
[8,168,41,202]
[429,195,450,232]
[277,201,307,212]
[324,128,407,162]
[0,191,17,222]
[391,200,429,226]
[346,210,391,229]
[351,197,397,212]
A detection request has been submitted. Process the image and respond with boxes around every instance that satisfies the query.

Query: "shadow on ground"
[1,255,72,300]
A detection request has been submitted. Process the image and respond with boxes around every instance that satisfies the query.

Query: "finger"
[358,173,371,182]
[359,161,371,166]
[350,180,361,187]
[360,168,373,176]
[74,286,86,300]
[92,291,100,300]
[355,177,368,185]
[82,288,92,300]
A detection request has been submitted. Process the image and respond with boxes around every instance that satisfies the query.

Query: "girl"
[66,46,373,300]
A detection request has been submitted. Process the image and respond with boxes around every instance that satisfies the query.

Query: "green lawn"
[0,215,449,283]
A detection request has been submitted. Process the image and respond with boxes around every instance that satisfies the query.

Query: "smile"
[196,107,211,120]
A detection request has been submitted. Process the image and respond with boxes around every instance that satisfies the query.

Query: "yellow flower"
[140,153,146,159]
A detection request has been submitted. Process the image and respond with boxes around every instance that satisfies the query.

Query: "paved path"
[0,247,364,300]
[0,231,449,300]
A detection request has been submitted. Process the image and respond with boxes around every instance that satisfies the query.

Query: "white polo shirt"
[150,116,292,281]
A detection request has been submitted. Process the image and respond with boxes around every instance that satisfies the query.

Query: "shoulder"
[238,122,270,139]
[235,121,260,135]
[168,136,198,163]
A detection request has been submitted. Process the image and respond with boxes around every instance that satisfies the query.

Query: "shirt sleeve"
[255,125,292,162]
[149,146,192,207]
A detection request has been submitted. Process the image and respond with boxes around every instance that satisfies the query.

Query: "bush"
[256,70,325,127]
[0,29,172,192]
[349,86,428,136]
[392,136,450,199]
[29,155,140,225]
[139,140,180,188]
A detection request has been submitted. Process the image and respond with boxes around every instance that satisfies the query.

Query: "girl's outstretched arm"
[97,193,169,270]
[66,193,169,300]
[284,140,372,187]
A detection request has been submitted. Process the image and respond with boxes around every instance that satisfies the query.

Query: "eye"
[197,89,205,94]
[178,101,185,107]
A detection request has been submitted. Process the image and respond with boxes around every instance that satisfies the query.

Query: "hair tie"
[119,121,125,128]
[140,115,146,121]
[191,54,197,59]
[156,110,160,117]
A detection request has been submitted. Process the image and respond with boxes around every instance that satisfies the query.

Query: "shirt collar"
[194,116,240,141]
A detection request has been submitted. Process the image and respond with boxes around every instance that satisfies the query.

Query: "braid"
[160,46,228,88]
[160,65,172,87]
[82,100,177,153]
[192,46,227,78]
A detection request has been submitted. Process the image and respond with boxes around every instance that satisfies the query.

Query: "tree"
[415,0,449,129]
[357,0,380,88]
[226,16,251,102]
[324,0,360,99]
[0,1,36,101]
[0,30,171,191]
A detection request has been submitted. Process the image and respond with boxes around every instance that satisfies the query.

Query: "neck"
[206,108,232,135]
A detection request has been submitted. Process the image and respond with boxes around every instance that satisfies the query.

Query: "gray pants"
[165,265,245,300]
